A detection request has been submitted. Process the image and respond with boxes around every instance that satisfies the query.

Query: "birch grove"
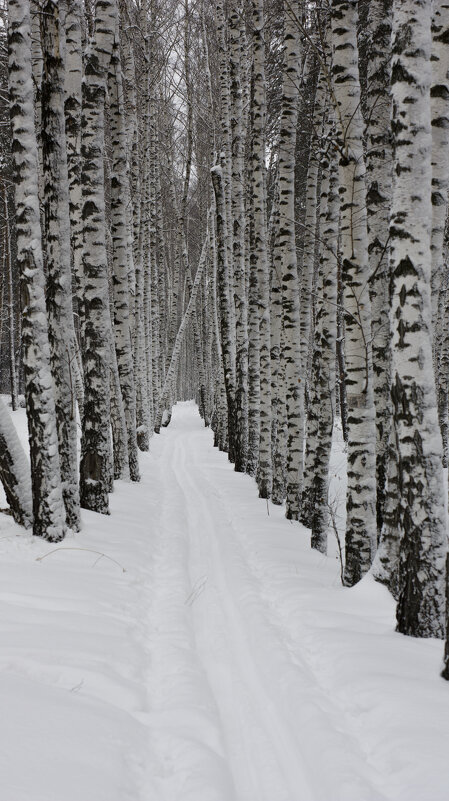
[1,0,449,679]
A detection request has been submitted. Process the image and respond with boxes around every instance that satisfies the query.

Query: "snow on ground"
[0,400,448,801]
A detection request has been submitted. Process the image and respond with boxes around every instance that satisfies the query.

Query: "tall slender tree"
[8,0,66,540]
[390,0,446,638]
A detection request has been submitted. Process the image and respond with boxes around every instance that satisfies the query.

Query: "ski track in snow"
[1,401,449,801]
[154,406,384,801]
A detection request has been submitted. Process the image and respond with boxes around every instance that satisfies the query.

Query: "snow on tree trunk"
[331,0,377,585]
[79,0,117,514]
[390,0,446,639]
[8,0,66,541]
[2,186,18,411]
[41,0,81,532]
[0,395,33,528]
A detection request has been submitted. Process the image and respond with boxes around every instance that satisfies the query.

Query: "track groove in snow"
[1,401,449,801]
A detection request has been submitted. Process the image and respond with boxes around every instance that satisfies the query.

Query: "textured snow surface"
[0,401,448,801]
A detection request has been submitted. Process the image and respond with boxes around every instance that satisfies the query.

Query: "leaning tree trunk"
[41,0,81,531]
[390,0,446,640]
[8,0,66,541]
[331,0,377,585]
[155,231,209,430]
[79,0,117,514]
[2,186,18,411]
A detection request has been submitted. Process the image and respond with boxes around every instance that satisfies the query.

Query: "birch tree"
[108,32,139,482]
[331,0,377,585]
[64,0,83,333]
[278,0,303,519]
[41,0,81,531]
[8,0,66,540]
[251,0,272,499]
[229,0,248,473]
[80,0,117,513]
[365,0,393,534]
[390,0,446,639]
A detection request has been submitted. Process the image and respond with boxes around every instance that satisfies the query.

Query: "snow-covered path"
[1,401,449,801]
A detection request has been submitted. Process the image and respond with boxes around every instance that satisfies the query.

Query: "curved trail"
[141,403,390,801]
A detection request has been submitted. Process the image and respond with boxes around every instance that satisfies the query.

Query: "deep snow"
[0,401,448,801]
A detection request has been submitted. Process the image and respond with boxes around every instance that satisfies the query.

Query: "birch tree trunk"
[229,0,248,473]
[41,0,81,531]
[8,0,66,540]
[365,0,393,535]
[80,0,117,514]
[390,0,446,638]
[2,186,18,411]
[270,179,287,506]
[279,0,303,519]
[212,165,236,461]
[430,0,449,326]
[64,0,84,335]
[155,230,209,430]
[310,152,339,552]
[331,0,377,584]
[431,1,449,463]
[251,0,271,499]
[108,33,140,482]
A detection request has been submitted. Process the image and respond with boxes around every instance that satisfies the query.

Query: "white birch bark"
[390,0,446,638]
[251,0,271,499]
[430,0,449,325]
[212,165,237,458]
[64,0,83,334]
[331,0,377,584]
[79,0,117,513]
[2,186,18,411]
[365,0,393,535]
[309,144,339,552]
[108,32,140,482]
[279,0,303,519]
[431,1,449,464]
[41,0,81,531]
[229,0,248,472]
[8,0,66,540]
